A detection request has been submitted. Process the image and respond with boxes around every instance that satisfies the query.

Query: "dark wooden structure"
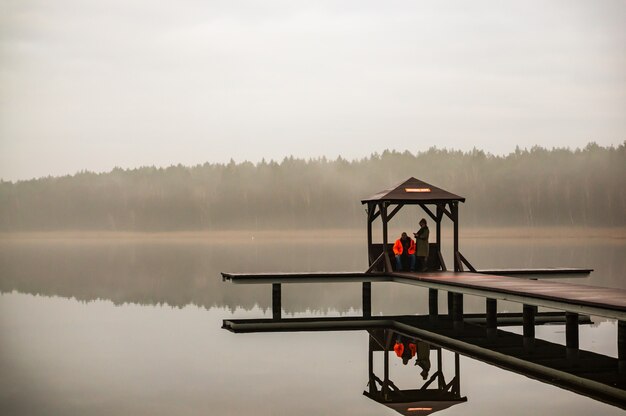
[362,177,467,273]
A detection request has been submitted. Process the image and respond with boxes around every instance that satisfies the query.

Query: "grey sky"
[1,0,624,181]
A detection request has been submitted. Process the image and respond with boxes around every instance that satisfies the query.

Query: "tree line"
[0,142,624,231]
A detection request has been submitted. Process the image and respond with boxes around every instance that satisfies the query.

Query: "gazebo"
[361,177,472,274]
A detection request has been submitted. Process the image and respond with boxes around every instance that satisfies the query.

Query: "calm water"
[0,233,624,415]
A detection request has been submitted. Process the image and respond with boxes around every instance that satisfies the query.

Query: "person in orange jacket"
[393,232,416,271]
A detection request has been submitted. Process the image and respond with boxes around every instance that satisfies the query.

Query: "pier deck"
[222,269,624,320]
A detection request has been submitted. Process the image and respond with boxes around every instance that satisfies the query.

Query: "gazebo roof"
[361,177,465,204]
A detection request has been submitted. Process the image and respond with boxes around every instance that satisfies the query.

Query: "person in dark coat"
[414,218,429,272]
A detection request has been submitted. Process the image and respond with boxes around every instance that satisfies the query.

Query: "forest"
[0,142,624,231]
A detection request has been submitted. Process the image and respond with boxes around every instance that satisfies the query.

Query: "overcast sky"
[1,1,624,181]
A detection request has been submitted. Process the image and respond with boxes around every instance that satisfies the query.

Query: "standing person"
[414,218,429,272]
[393,232,416,271]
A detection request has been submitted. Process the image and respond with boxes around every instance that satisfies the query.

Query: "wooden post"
[436,204,445,271]
[566,312,579,360]
[453,353,460,395]
[452,293,463,328]
[272,283,281,320]
[436,204,442,252]
[368,334,375,394]
[429,288,438,318]
[451,202,460,272]
[383,330,391,398]
[367,202,373,266]
[486,298,497,340]
[447,291,454,316]
[381,202,392,272]
[437,348,444,389]
[617,321,626,377]
[523,304,535,352]
[363,282,372,317]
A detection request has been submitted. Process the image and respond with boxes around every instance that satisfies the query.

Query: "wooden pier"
[221,177,625,411]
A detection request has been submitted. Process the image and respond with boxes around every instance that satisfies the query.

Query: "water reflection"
[222,315,626,411]
[366,329,466,415]
[0,236,624,315]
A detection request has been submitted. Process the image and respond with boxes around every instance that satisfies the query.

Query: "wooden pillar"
[523,304,535,351]
[452,293,463,327]
[436,204,442,250]
[486,298,497,328]
[272,283,281,320]
[566,312,579,360]
[381,202,392,272]
[617,321,626,377]
[383,330,390,398]
[368,335,375,394]
[486,298,497,340]
[451,202,460,272]
[437,348,444,389]
[363,282,372,317]
[447,291,454,316]
[429,288,438,318]
[453,353,460,395]
[367,202,373,265]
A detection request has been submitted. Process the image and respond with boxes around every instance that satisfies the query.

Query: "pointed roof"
[361,177,465,204]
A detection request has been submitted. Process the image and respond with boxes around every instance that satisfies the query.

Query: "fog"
[1,1,625,181]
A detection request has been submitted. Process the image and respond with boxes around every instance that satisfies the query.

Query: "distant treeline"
[1,142,624,230]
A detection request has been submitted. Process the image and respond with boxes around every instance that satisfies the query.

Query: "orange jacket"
[393,238,416,256]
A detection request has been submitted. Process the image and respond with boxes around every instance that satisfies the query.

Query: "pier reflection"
[222,314,626,411]
[365,329,466,415]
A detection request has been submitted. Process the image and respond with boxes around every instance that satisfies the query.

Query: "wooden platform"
[222,269,626,320]
[392,271,626,320]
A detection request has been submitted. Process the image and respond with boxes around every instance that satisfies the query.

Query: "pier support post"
[363,282,372,317]
[451,202,460,272]
[272,283,281,320]
[566,312,579,360]
[452,293,463,328]
[486,298,497,340]
[523,304,535,352]
[617,321,626,377]
[429,288,438,319]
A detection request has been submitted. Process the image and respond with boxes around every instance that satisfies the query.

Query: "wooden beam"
[455,252,464,272]
[438,249,447,272]
[365,252,384,273]
[386,203,404,221]
[458,251,476,272]
[370,209,380,222]
[418,203,437,222]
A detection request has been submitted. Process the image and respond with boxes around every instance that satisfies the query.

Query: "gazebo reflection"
[364,329,467,415]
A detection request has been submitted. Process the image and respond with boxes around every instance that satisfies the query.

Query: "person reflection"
[394,336,432,380]
[415,341,431,380]
[394,335,417,365]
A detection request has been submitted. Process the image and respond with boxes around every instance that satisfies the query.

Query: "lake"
[1,230,624,415]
